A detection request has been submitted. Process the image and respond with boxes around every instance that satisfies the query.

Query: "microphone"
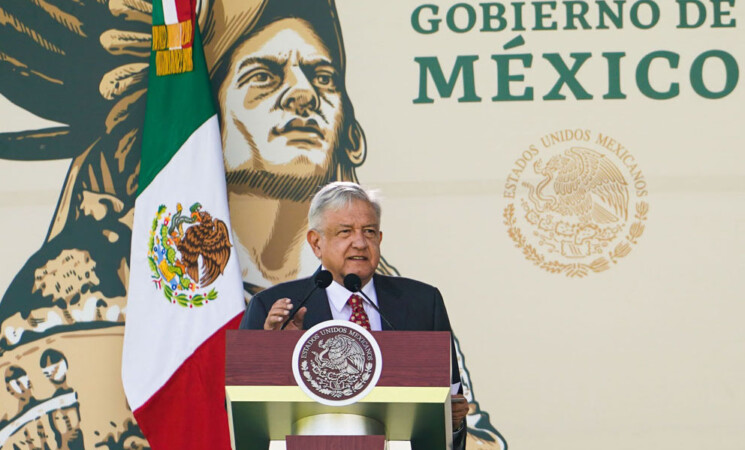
[281,270,333,330]
[343,273,396,330]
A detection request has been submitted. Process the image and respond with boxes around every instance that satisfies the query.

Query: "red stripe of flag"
[133,313,243,450]
[174,0,194,25]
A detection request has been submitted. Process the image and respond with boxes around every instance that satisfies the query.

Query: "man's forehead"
[328,221,380,229]
[321,202,380,228]
[235,18,333,64]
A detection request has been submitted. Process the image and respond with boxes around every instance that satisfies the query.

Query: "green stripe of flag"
[151,0,164,27]
[138,26,216,194]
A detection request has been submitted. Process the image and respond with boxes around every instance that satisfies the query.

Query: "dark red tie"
[347,294,371,331]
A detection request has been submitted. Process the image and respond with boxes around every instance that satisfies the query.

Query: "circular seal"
[503,129,649,277]
[292,320,383,406]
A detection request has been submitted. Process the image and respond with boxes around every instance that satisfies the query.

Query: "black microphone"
[343,273,396,330]
[281,270,333,330]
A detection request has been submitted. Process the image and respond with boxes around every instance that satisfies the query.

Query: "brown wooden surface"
[285,435,386,450]
[225,330,451,387]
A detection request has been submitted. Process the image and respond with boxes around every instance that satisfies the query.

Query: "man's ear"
[344,120,366,167]
[307,229,322,258]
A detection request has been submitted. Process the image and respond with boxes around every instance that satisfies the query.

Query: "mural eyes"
[312,68,337,91]
[237,68,279,89]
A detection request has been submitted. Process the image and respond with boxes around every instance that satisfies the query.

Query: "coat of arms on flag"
[148,202,233,307]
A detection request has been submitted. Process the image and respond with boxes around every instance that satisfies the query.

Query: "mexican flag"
[121,1,245,448]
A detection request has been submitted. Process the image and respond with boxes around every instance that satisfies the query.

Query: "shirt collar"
[325,273,378,314]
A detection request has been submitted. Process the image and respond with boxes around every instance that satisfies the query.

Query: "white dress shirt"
[325,278,382,331]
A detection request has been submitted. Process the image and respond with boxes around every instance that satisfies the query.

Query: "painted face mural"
[0,0,505,447]
[220,18,345,185]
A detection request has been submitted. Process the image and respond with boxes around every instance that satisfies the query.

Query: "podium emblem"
[292,321,383,406]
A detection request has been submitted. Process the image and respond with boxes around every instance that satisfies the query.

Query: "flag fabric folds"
[121,0,245,447]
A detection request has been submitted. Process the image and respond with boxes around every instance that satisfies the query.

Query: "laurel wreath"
[163,285,218,307]
[504,201,648,278]
[301,359,371,398]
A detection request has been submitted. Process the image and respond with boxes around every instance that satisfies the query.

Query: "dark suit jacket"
[240,273,467,449]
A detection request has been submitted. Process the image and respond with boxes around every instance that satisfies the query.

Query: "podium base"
[272,440,415,450]
[293,413,385,436]
[286,435,386,450]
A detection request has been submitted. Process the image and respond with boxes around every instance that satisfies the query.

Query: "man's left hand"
[451,394,468,431]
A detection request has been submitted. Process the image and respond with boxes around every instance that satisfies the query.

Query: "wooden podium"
[225,330,453,450]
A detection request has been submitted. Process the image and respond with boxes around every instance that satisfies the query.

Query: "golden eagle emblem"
[504,134,649,278]
[520,147,633,260]
[526,147,629,224]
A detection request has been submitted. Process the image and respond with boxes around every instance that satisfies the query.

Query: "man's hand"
[263,298,306,330]
[451,394,468,431]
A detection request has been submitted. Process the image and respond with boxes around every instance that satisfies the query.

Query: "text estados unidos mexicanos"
[502,129,649,199]
[410,1,740,102]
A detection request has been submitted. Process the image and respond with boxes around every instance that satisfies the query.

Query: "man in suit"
[240,181,467,449]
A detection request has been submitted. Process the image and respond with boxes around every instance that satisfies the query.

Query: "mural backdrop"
[2,0,744,449]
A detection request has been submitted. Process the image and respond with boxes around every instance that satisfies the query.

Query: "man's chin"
[344,267,375,286]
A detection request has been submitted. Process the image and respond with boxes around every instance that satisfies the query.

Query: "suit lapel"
[374,275,406,331]
[302,280,333,329]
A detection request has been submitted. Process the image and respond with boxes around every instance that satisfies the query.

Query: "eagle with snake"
[526,147,629,224]
[176,209,232,288]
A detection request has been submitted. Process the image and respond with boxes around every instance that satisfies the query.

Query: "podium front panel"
[226,330,453,450]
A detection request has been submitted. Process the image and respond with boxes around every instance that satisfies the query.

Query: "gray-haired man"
[240,181,468,449]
